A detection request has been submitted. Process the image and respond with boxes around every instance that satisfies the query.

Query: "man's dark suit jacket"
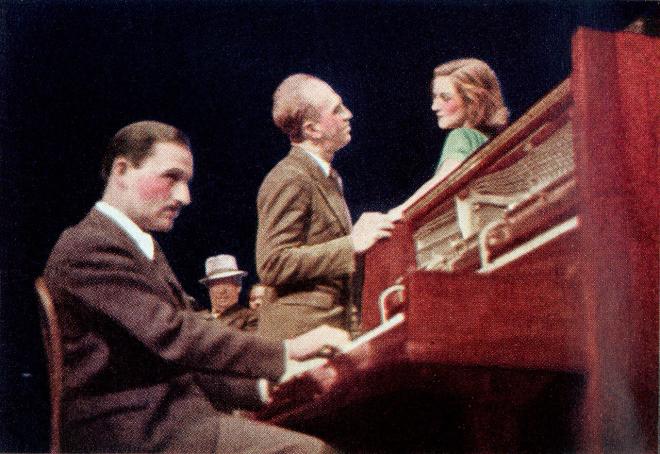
[256,147,356,339]
[44,209,285,452]
[213,305,259,332]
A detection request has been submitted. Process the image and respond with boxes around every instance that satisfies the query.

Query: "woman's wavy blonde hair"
[433,58,509,136]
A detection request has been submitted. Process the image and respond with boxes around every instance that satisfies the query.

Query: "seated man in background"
[248,283,268,311]
[200,254,258,332]
[43,120,346,453]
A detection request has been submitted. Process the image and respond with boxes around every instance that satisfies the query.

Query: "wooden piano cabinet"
[572,28,658,452]
[259,28,657,454]
[404,269,585,373]
[361,220,416,330]
[261,325,580,452]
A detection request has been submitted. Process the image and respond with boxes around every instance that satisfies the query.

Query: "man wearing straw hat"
[200,254,259,332]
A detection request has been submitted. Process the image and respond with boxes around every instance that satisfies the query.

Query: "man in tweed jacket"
[256,74,394,340]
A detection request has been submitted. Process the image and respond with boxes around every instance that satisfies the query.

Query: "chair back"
[35,277,62,454]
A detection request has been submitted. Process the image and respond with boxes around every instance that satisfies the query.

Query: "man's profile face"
[208,277,242,314]
[120,141,193,232]
[307,82,353,152]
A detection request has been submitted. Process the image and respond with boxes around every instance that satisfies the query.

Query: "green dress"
[435,127,488,174]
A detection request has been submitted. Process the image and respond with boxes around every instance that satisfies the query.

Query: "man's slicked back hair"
[101,120,191,182]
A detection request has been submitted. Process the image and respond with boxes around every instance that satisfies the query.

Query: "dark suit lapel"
[86,209,151,265]
[87,208,190,310]
[152,242,192,310]
[289,147,352,234]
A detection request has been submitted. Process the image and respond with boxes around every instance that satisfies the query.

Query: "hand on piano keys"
[280,313,406,383]
[259,313,407,420]
[281,324,349,384]
[284,324,351,362]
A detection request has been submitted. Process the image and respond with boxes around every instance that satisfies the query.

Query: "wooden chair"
[35,277,62,454]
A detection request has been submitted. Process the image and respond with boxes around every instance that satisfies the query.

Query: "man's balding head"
[272,74,334,143]
[272,74,352,157]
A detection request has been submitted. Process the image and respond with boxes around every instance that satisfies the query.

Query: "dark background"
[0,1,652,451]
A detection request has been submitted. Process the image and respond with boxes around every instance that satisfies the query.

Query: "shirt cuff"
[283,339,289,364]
[257,378,271,403]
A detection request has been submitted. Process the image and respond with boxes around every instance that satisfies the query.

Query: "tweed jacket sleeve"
[256,151,356,288]
[45,211,286,381]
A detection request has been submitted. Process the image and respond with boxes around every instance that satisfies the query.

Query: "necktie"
[329,168,344,194]
[329,168,352,226]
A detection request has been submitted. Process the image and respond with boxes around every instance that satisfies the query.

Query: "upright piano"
[259,28,658,453]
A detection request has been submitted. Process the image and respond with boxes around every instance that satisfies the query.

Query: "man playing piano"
[43,120,347,453]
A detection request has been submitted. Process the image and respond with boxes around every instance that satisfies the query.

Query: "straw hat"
[199,254,247,285]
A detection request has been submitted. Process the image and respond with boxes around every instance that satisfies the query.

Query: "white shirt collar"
[94,201,155,260]
[295,143,331,177]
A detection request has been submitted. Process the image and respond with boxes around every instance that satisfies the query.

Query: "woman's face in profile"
[431,76,466,130]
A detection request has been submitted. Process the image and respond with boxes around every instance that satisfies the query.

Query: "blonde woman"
[390,58,509,218]
[431,58,509,179]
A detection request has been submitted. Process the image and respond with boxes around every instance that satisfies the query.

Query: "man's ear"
[112,157,130,175]
[302,120,321,140]
[110,157,131,188]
